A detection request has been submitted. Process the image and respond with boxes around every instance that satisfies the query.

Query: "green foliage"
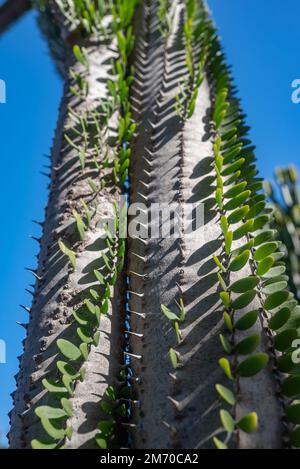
[58,239,76,270]
[56,0,109,36]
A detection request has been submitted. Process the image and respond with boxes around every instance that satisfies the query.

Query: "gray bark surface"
[9,38,123,448]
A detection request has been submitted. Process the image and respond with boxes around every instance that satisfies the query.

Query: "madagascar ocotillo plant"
[265,166,300,303]
[2,0,300,450]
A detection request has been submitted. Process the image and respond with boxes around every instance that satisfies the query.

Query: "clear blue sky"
[0,0,299,446]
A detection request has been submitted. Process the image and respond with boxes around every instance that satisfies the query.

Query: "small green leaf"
[263,265,286,279]
[62,374,74,396]
[72,209,86,241]
[169,348,178,369]
[235,334,260,355]
[237,412,258,433]
[256,256,274,276]
[42,379,68,396]
[235,310,258,331]
[273,329,298,352]
[223,312,233,333]
[224,182,247,199]
[213,437,228,449]
[94,270,105,285]
[224,191,251,211]
[236,353,268,377]
[222,158,245,176]
[93,331,101,346]
[219,334,232,354]
[213,255,226,273]
[286,403,300,425]
[254,242,278,261]
[282,376,300,397]
[72,309,89,326]
[229,250,250,272]
[220,409,235,433]
[31,440,58,449]
[264,290,289,310]
[161,305,180,322]
[35,406,67,420]
[246,201,266,220]
[73,45,86,65]
[57,339,82,361]
[262,281,288,295]
[80,342,89,360]
[225,231,233,255]
[95,434,108,449]
[233,219,254,240]
[218,272,227,292]
[58,239,76,270]
[215,384,235,406]
[40,418,65,440]
[61,398,73,418]
[57,361,79,379]
[77,327,93,344]
[215,188,223,209]
[252,215,269,232]
[228,206,250,225]
[231,276,259,294]
[219,357,232,379]
[268,308,291,331]
[231,291,256,310]
[220,291,230,309]
[220,215,228,235]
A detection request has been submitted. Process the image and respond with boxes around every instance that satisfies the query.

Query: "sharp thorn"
[176,282,184,295]
[121,423,137,429]
[128,290,144,298]
[19,305,31,314]
[25,289,34,297]
[137,192,148,202]
[130,235,148,245]
[144,148,154,158]
[29,235,41,243]
[125,330,144,338]
[25,269,42,281]
[124,351,142,360]
[16,321,28,330]
[127,308,146,319]
[32,220,44,227]
[131,252,146,262]
[40,171,51,179]
[129,271,146,278]
[162,421,178,436]
[167,396,181,411]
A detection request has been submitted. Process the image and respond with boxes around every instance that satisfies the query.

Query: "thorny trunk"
[0,0,31,34]
[128,0,282,449]
[9,33,124,449]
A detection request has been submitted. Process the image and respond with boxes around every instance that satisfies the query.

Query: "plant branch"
[0,0,31,35]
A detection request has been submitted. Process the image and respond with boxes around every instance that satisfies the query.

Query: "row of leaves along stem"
[175,0,208,121]
[32,199,125,449]
[202,5,300,449]
[161,295,186,371]
[110,0,138,188]
[31,1,139,449]
[158,0,173,38]
[55,0,110,36]
[94,0,140,448]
